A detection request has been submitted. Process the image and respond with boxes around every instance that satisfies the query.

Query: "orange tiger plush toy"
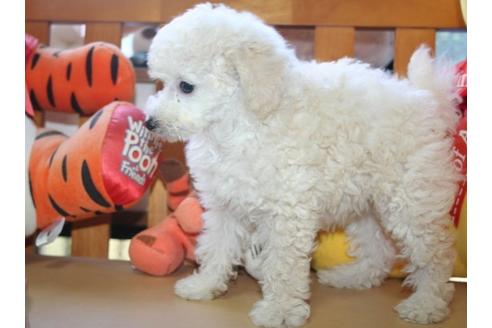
[29,101,161,230]
[27,42,135,115]
[129,160,205,276]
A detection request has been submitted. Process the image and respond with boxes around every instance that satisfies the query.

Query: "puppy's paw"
[317,263,387,289]
[395,292,450,324]
[175,273,227,301]
[249,299,310,328]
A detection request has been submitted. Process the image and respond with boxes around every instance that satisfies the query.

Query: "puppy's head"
[145,3,294,141]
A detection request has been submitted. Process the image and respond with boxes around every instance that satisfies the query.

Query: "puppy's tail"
[407,45,460,130]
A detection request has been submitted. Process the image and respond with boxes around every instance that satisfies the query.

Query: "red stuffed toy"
[450,59,467,227]
[449,59,467,276]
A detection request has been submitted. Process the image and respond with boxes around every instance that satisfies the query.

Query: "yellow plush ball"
[311,230,407,278]
[311,230,354,269]
[312,199,467,278]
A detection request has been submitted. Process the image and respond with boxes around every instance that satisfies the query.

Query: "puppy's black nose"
[144,117,159,131]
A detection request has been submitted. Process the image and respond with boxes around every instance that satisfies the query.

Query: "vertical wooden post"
[70,23,123,258]
[314,26,355,61]
[394,28,436,76]
[147,179,168,227]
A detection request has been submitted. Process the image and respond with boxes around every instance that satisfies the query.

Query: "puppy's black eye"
[179,81,194,94]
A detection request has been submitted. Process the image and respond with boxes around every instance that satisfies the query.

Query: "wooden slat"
[394,28,436,76]
[147,179,168,227]
[223,0,293,25]
[71,215,111,258]
[27,0,161,24]
[26,21,50,44]
[25,0,291,25]
[84,22,123,46]
[314,27,355,61]
[26,0,466,28]
[25,235,37,255]
[78,116,90,126]
[292,0,465,28]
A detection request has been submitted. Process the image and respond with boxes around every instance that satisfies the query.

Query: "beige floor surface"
[26,255,466,328]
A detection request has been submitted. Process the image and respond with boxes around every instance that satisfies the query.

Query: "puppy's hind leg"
[317,214,396,289]
[376,179,457,324]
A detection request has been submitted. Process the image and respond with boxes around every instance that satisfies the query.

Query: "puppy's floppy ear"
[227,38,290,120]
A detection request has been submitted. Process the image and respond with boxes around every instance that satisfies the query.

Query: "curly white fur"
[146,4,461,327]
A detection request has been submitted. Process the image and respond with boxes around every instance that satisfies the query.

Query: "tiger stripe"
[70,93,85,115]
[31,53,40,70]
[48,194,71,217]
[61,155,68,182]
[29,89,44,112]
[66,62,72,81]
[29,172,36,209]
[169,189,190,197]
[35,130,66,140]
[48,146,59,168]
[85,46,95,87]
[81,160,111,208]
[110,54,119,85]
[89,109,104,129]
[47,75,56,107]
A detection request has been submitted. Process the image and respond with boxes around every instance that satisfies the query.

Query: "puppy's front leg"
[175,209,242,301]
[250,212,317,328]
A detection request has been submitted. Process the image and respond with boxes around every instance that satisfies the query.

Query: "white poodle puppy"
[145,4,460,327]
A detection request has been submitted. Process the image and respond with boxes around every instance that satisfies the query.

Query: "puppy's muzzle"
[144,117,159,131]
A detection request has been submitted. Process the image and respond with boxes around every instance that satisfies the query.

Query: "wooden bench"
[26,254,467,328]
[26,0,466,258]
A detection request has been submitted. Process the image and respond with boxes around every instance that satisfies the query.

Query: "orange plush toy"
[129,162,204,276]
[27,41,135,115]
[29,101,161,230]
[25,34,148,235]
